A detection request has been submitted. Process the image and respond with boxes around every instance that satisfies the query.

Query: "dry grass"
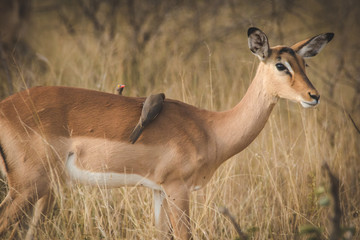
[0,1,359,239]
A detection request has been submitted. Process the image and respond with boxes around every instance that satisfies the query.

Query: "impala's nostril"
[309,92,320,102]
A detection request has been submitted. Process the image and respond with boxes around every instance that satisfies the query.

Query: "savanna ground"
[0,0,359,239]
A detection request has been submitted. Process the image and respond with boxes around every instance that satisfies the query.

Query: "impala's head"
[248,27,334,108]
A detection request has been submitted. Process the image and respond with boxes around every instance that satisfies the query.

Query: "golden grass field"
[0,1,359,239]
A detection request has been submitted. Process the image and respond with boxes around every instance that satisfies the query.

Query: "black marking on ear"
[248,27,260,37]
[325,33,334,42]
[298,33,332,51]
[296,32,334,58]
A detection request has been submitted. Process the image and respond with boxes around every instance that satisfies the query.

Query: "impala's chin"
[300,99,319,108]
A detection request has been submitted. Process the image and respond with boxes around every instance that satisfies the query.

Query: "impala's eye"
[276,63,287,71]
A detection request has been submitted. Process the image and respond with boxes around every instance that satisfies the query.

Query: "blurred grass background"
[0,0,359,239]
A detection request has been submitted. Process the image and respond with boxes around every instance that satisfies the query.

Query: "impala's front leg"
[163,184,192,240]
[25,192,55,240]
[153,189,171,239]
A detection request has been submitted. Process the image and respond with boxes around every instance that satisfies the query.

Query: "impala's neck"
[212,63,277,164]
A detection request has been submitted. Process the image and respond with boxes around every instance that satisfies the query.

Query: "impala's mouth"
[300,99,319,108]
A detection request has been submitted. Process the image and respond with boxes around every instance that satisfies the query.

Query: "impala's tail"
[129,124,144,144]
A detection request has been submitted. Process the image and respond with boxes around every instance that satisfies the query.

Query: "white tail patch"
[66,152,162,190]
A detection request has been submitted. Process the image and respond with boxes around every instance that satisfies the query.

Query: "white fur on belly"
[66,152,162,190]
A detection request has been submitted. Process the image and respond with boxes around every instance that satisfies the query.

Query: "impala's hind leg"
[25,191,55,240]
[0,172,51,238]
[0,191,12,209]
[0,189,37,237]
[0,192,14,232]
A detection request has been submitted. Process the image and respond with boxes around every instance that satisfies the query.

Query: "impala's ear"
[248,27,270,61]
[291,33,334,58]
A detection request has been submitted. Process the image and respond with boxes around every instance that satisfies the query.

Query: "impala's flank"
[0,28,333,240]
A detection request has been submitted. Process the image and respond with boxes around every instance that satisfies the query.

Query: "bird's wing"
[141,94,164,125]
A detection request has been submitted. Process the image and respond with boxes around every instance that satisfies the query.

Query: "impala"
[0,28,333,239]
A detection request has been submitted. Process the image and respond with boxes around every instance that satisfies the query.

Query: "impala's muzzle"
[300,91,320,108]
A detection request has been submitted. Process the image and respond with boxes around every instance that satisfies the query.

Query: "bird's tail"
[129,124,144,144]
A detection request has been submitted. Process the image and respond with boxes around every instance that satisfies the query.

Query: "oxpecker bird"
[116,84,125,95]
[129,93,165,144]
